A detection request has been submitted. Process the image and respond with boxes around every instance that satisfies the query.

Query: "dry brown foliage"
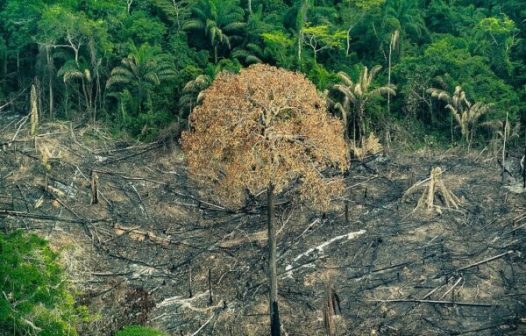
[181,64,348,209]
[350,133,383,160]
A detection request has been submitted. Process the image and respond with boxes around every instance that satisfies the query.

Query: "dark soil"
[1,117,525,335]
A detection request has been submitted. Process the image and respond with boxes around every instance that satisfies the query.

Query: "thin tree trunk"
[388,47,392,116]
[450,115,454,144]
[16,51,20,88]
[522,142,525,188]
[267,183,281,336]
[359,105,365,140]
[501,111,508,183]
[47,47,54,120]
[214,45,218,64]
[352,112,357,146]
[2,50,6,79]
[297,31,303,69]
[248,0,252,14]
[64,85,69,119]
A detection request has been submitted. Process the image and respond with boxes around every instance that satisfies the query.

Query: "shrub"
[0,230,80,335]
[116,325,167,336]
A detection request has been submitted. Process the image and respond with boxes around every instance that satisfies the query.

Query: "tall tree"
[387,29,399,116]
[301,24,346,62]
[334,65,396,143]
[181,64,347,336]
[106,43,176,115]
[183,0,246,63]
[428,85,492,145]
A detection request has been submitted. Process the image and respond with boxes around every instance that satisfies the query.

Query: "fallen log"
[367,298,497,307]
[0,209,85,224]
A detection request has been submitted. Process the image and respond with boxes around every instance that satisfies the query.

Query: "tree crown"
[181,64,348,208]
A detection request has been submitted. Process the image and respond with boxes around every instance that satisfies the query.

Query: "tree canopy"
[181,63,347,208]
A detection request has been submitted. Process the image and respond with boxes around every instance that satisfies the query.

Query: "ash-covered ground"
[1,116,525,335]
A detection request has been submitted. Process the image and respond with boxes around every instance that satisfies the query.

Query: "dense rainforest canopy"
[0,0,524,145]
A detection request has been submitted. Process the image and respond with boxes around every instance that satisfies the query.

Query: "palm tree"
[382,0,428,58]
[179,74,212,120]
[232,43,271,65]
[183,0,246,63]
[427,86,492,146]
[333,65,396,143]
[178,61,236,121]
[57,60,95,123]
[106,43,176,114]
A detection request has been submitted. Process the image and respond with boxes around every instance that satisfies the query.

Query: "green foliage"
[121,10,167,45]
[261,31,295,67]
[116,325,168,336]
[0,0,524,145]
[302,24,347,60]
[183,0,246,63]
[347,0,385,11]
[0,231,81,335]
[106,43,176,135]
[473,15,517,76]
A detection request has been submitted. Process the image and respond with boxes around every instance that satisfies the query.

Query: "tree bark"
[46,47,54,120]
[214,45,218,64]
[267,183,281,336]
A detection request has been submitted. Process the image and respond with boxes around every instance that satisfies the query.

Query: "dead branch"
[190,313,215,336]
[439,276,463,300]
[456,250,515,272]
[0,209,99,224]
[368,299,497,307]
[102,143,162,165]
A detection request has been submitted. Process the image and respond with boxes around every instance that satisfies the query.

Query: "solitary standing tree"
[181,64,348,336]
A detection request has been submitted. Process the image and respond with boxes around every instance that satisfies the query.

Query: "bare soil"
[1,116,525,335]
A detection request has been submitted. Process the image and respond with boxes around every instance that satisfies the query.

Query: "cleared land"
[1,117,525,335]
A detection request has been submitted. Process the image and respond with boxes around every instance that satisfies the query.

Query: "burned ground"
[1,117,525,335]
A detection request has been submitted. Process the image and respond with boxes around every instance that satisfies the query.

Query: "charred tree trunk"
[267,183,281,336]
[90,171,98,205]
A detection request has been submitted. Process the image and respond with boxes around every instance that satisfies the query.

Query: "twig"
[190,313,215,336]
[0,86,30,111]
[94,141,158,155]
[10,115,29,143]
[102,143,162,165]
[92,169,165,185]
[422,284,446,300]
[439,277,462,300]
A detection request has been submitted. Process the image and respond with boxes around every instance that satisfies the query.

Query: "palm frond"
[336,71,354,87]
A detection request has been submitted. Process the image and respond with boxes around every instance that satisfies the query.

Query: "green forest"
[0,0,524,144]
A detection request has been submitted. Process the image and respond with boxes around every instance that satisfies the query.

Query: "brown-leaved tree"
[181,64,347,335]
